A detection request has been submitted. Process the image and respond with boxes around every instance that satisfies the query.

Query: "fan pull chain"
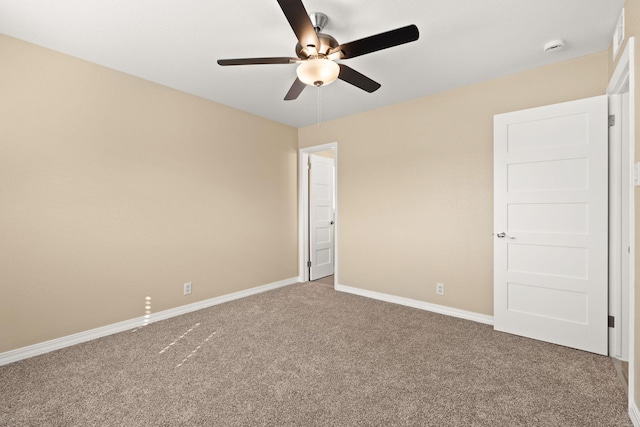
[317,86,321,127]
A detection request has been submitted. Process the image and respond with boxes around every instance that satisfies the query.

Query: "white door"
[309,154,335,280]
[493,95,609,355]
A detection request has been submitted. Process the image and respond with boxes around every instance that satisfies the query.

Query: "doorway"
[607,37,635,365]
[606,37,635,410]
[298,143,338,286]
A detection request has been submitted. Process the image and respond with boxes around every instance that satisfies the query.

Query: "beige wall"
[0,30,616,360]
[0,35,298,353]
[300,51,609,316]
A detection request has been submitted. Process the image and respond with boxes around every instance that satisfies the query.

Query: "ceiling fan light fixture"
[217,0,420,100]
[296,58,340,87]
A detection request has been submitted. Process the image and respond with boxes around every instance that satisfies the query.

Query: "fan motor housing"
[296,33,338,59]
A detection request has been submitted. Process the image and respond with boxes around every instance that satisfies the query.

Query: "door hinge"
[307,261,312,268]
[609,114,616,127]
[608,315,615,328]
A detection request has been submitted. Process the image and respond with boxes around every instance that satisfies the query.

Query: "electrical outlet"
[183,282,192,295]
[436,283,445,295]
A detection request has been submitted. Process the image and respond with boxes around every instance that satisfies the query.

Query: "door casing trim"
[606,36,635,416]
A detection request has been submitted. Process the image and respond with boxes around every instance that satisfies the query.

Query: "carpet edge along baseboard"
[0,277,300,366]
[335,284,494,326]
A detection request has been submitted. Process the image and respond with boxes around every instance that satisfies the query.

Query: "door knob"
[496,232,515,239]
[330,221,334,225]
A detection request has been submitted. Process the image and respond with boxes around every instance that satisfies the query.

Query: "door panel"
[508,203,588,234]
[506,282,588,323]
[494,95,608,355]
[506,112,589,150]
[507,158,588,191]
[507,244,588,278]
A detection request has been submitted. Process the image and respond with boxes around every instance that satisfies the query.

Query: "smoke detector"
[544,39,565,53]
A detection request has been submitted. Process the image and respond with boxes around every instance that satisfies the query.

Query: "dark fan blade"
[284,78,306,100]
[217,57,298,66]
[277,0,320,50]
[338,64,381,93]
[330,24,419,59]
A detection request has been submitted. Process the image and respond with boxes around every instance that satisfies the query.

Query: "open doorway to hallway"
[298,143,338,287]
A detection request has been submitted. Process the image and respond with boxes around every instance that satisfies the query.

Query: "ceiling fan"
[217,0,419,100]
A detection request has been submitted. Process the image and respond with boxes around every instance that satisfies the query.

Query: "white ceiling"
[0,0,625,128]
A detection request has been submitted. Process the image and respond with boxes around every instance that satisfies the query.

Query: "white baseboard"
[335,283,494,326]
[630,398,640,427]
[0,277,300,367]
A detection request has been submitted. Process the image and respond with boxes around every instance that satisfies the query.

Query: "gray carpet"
[0,283,632,426]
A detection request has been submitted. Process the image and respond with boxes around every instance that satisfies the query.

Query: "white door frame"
[298,142,338,284]
[606,37,635,403]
